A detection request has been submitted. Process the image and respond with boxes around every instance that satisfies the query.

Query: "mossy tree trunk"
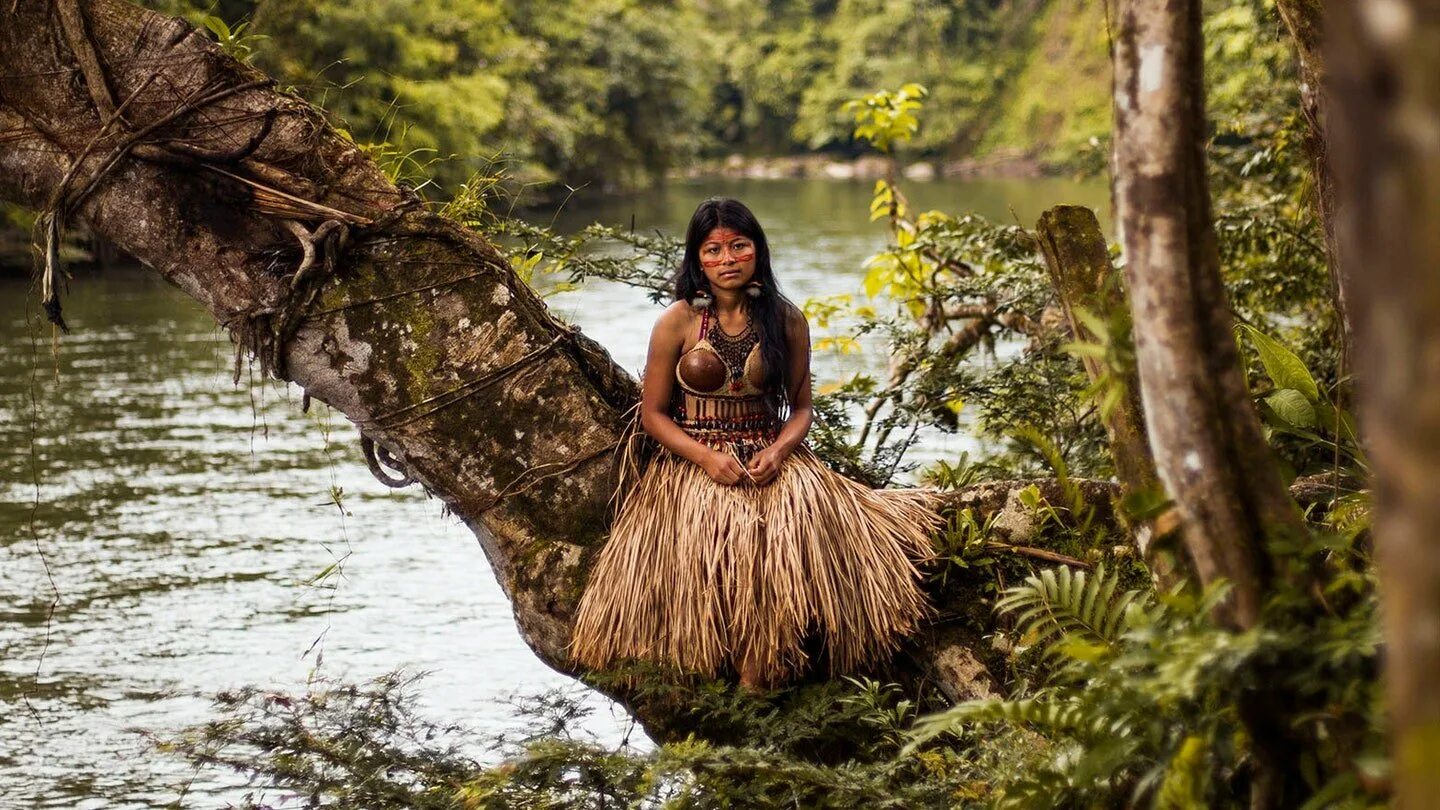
[1274,0,1353,372]
[1324,2,1440,805]
[1034,205,1186,583]
[0,0,662,723]
[1035,206,1156,497]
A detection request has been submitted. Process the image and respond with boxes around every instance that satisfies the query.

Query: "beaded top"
[675,305,766,399]
[706,314,758,382]
[671,304,778,447]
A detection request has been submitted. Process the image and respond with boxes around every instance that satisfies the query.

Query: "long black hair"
[672,197,800,418]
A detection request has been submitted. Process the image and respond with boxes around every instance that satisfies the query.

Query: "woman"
[567,197,942,690]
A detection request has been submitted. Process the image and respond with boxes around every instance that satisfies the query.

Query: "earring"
[690,289,714,309]
[744,281,763,299]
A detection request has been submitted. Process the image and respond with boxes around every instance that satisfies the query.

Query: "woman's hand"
[745,444,789,487]
[700,449,747,485]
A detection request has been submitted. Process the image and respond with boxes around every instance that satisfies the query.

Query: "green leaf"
[1061,340,1109,359]
[1315,400,1361,443]
[1017,484,1043,511]
[1073,307,1111,339]
[305,561,340,585]
[1239,324,1319,402]
[1264,388,1317,428]
[1056,638,1110,662]
[202,15,232,39]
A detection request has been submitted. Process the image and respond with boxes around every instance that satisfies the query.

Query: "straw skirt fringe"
[568,441,943,684]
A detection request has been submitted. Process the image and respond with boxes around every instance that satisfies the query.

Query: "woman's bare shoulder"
[781,301,809,337]
[652,300,697,342]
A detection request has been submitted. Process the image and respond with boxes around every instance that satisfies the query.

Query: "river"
[0,175,1106,807]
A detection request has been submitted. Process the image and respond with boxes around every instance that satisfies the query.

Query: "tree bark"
[1274,0,1353,373]
[1034,205,1186,583]
[0,0,653,720]
[1324,2,1440,805]
[1113,6,1322,804]
[1110,0,1307,630]
[1035,205,1157,495]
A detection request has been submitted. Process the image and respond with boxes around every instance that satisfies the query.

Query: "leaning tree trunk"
[0,0,1037,736]
[1324,2,1440,806]
[1110,0,1307,631]
[1,0,646,708]
[1035,206,1158,499]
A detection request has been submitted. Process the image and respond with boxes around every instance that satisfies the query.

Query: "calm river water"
[0,176,1106,807]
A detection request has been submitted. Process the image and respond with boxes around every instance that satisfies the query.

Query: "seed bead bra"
[672,305,779,447]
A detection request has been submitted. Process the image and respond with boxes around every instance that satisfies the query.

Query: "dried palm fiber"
[570,308,943,684]
[569,414,942,684]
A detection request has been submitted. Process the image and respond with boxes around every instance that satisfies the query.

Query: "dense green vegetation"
[0,0,1119,262]
[132,0,1118,197]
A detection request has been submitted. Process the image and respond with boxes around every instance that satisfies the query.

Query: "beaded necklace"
[705,305,759,391]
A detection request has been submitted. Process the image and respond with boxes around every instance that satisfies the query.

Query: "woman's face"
[697,226,757,294]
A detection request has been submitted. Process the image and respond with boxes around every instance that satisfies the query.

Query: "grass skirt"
[567,429,943,685]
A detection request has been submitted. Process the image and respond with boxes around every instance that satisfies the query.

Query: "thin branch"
[985,541,1093,569]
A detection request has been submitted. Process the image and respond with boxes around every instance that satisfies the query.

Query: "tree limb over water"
[1,0,662,720]
[2,0,1105,733]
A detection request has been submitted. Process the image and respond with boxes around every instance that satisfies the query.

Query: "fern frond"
[996,564,1149,661]
[905,696,1081,752]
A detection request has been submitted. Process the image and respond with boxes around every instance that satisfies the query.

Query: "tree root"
[360,432,416,489]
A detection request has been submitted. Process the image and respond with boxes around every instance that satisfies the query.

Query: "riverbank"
[0,228,130,277]
[670,149,1051,183]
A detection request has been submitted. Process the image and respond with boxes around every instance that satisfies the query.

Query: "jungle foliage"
[130,0,1117,197]
[154,0,1385,807]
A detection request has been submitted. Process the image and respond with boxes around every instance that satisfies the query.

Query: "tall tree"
[1273,0,1353,369]
[1110,0,1307,629]
[1324,1,1440,805]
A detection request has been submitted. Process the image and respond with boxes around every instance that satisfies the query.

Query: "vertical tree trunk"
[1324,2,1440,805]
[1274,0,1353,372]
[1035,205,1184,582]
[1111,0,1307,630]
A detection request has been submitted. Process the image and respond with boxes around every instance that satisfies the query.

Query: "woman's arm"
[746,305,814,484]
[640,302,748,485]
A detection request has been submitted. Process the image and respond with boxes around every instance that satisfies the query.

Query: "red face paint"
[699,227,756,268]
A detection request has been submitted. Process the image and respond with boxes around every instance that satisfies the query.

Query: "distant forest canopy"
[0,0,1296,257]
[114,0,1288,199]
[122,0,1110,196]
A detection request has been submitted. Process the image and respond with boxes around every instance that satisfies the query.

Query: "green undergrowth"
[158,669,1002,808]
[159,524,1383,808]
